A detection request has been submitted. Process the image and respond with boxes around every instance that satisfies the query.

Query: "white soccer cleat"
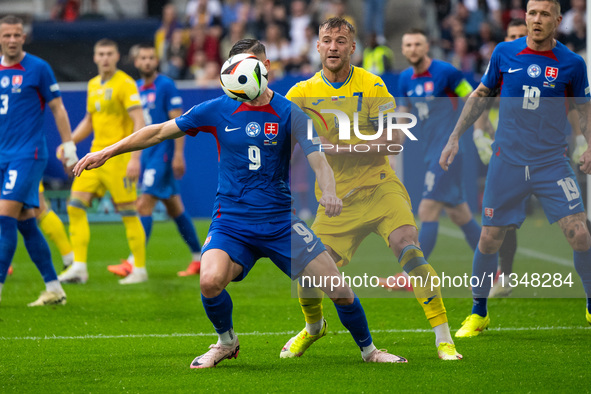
[363,349,407,363]
[489,280,512,298]
[118,267,148,284]
[190,339,240,369]
[58,264,88,284]
[27,290,67,307]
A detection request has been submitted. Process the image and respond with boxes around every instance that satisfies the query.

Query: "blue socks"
[174,212,201,253]
[140,215,153,241]
[0,216,18,284]
[334,296,373,349]
[418,221,438,259]
[18,218,58,283]
[202,289,234,334]
[573,247,591,312]
[471,248,498,317]
[461,219,481,251]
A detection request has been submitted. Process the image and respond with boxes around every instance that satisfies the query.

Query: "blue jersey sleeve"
[481,46,502,90]
[571,56,591,103]
[446,65,464,91]
[175,102,211,136]
[291,105,320,156]
[166,80,183,113]
[39,61,61,103]
[398,72,411,107]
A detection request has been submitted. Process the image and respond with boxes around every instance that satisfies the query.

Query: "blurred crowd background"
[2,0,587,84]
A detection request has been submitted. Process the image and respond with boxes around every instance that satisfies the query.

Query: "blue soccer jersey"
[482,37,590,166]
[175,93,320,223]
[138,74,183,163]
[0,53,61,162]
[398,59,469,161]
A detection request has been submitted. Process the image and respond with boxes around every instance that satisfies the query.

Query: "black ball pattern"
[238,75,248,84]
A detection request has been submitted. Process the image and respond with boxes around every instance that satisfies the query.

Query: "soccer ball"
[220,53,268,102]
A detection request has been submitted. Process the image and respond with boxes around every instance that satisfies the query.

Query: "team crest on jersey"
[12,75,22,87]
[264,122,279,140]
[545,66,558,82]
[246,122,261,137]
[104,88,113,100]
[484,207,494,219]
[203,235,212,247]
[527,64,541,78]
[147,92,156,103]
[415,84,424,96]
[424,81,434,94]
[1,76,9,88]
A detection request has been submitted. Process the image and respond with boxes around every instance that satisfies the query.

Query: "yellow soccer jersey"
[287,66,398,200]
[86,70,141,152]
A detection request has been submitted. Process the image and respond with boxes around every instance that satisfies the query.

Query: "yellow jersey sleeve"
[118,76,141,111]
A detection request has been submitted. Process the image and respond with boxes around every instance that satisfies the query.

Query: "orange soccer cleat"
[107,259,133,277]
[178,261,201,277]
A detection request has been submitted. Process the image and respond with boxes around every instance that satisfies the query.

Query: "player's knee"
[389,225,419,257]
[478,230,502,254]
[136,199,152,216]
[199,272,227,298]
[565,221,591,251]
[330,296,355,306]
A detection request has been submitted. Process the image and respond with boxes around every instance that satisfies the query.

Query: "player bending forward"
[72,39,408,368]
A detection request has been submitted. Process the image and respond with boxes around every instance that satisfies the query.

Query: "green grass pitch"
[1,216,589,392]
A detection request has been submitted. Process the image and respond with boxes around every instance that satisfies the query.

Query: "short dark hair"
[136,42,155,50]
[229,38,266,58]
[527,0,561,15]
[94,38,119,52]
[404,28,428,38]
[319,17,356,36]
[507,18,527,28]
[0,15,24,26]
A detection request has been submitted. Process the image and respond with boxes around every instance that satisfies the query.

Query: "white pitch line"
[438,226,572,267]
[1,326,589,341]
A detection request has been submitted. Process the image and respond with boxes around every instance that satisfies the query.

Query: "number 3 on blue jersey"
[248,145,261,170]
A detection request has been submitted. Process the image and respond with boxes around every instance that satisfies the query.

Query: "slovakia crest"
[527,64,541,78]
[264,122,278,140]
[147,92,156,103]
[245,122,261,137]
[12,75,23,88]
[484,207,494,218]
[545,66,558,82]
[424,81,434,94]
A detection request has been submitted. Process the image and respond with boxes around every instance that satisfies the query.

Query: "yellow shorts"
[311,179,416,265]
[71,153,137,204]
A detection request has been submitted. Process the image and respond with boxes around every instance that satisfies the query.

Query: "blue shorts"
[482,157,584,227]
[0,159,46,209]
[422,154,465,206]
[140,157,179,200]
[202,213,326,281]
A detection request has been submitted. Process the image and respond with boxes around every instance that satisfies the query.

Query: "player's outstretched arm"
[575,101,591,174]
[73,119,184,177]
[48,97,78,169]
[440,83,491,171]
[306,151,342,217]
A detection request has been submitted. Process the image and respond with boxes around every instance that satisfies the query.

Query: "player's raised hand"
[439,137,459,171]
[72,151,109,176]
[579,147,591,174]
[126,157,141,182]
[319,192,342,217]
